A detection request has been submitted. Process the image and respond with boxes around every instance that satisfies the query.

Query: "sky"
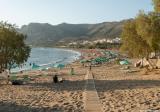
[0,0,153,27]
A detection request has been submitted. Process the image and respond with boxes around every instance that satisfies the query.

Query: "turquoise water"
[11,48,81,73]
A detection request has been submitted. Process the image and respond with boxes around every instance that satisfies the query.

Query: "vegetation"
[68,42,121,49]
[121,1,160,58]
[121,20,149,57]
[0,21,31,72]
[152,0,160,13]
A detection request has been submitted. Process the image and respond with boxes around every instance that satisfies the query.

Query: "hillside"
[20,20,126,47]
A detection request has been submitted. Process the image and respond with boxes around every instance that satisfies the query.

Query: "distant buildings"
[82,41,92,45]
[106,39,113,43]
[93,39,106,44]
[69,42,77,45]
[93,37,121,44]
[112,37,121,44]
[59,37,122,48]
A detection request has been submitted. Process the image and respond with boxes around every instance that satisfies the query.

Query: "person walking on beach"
[89,63,92,71]
[70,67,74,75]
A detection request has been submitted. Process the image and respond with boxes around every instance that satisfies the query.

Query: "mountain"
[20,20,126,47]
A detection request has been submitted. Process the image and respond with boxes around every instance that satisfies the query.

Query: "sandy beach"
[0,61,86,112]
[92,62,160,112]
[0,49,160,112]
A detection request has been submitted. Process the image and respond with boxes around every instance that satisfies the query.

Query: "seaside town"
[56,37,121,48]
[68,38,121,45]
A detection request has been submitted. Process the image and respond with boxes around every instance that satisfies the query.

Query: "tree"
[136,12,160,55]
[121,1,160,58]
[152,0,160,13]
[121,20,151,58]
[0,21,31,72]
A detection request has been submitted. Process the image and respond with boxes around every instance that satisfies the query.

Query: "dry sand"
[1,49,160,112]
[0,62,86,112]
[92,63,160,112]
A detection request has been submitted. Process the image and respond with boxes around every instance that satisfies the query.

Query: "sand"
[92,63,160,112]
[0,49,160,112]
[0,62,86,112]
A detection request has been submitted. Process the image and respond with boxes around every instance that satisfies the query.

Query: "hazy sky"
[0,0,153,27]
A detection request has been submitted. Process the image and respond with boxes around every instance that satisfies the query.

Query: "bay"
[11,48,81,73]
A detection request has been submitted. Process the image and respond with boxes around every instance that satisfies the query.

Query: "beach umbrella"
[32,63,40,69]
[54,64,65,69]
[119,60,129,65]
[94,57,109,63]
[80,60,87,63]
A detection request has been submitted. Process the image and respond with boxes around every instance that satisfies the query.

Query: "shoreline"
[11,48,82,74]
[1,48,160,111]
[0,49,87,112]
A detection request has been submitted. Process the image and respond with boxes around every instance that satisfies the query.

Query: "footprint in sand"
[75,102,81,107]
[63,102,70,105]
[57,99,64,103]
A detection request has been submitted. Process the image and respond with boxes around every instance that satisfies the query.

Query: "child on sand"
[70,67,75,75]
[89,63,92,71]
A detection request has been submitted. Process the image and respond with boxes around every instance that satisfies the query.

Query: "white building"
[82,41,90,45]
[69,42,77,45]
[93,39,106,43]
[106,39,113,43]
[112,37,121,44]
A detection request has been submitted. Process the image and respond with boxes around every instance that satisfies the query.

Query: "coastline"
[11,48,82,74]
[0,48,86,112]
[1,48,160,111]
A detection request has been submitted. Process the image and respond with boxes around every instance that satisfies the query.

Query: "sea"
[11,48,81,73]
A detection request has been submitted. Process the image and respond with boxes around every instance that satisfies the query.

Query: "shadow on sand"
[0,101,62,112]
[27,79,160,92]
[1,79,160,112]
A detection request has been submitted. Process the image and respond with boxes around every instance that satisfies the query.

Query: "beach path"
[84,70,102,112]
